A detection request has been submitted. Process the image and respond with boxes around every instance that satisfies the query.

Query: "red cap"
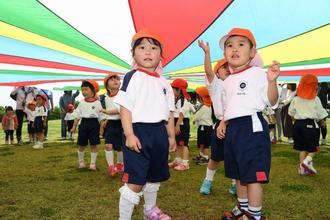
[82,79,100,93]
[297,74,318,99]
[132,28,163,47]
[213,58,227,73]
[195,86,212,107]
[37,93,47,101]
[171,78,190,101]
[219,28,256,50]
[104,72,120,87]
[67,104,74,111]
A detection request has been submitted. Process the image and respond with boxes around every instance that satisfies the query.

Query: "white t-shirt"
[223,66,275,121]
[64,111,77,121]
[24,107,35,121]
[288,96,328,120]
[104,94,121,120]
[206,76,225,120]
[34,105,47,118]
[114,69,175,123]
[194,105,213,126]
[75,99,104,121]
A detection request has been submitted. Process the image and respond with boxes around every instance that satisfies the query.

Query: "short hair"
[5,106,13,112]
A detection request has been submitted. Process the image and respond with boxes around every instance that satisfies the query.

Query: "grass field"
[0,120,330,219]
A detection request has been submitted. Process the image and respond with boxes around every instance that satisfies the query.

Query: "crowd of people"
[1,27,329,220]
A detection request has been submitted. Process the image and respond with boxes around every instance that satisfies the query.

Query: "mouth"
[231,54,239,59]
[144,58,152,61]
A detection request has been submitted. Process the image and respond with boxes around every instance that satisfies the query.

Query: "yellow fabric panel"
[0,22,128,71]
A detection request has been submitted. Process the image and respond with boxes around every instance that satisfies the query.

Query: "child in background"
[24,101,36,143]
[169,78,195,171]
[64,104,76,140]
[193,86,213,165]
[71,80,103,171]
[2,106,18,145]
[263,106,277,144]
[100,72,124,177]
[32,94,48,149]
[217,28,280,220]
[288,74,328,175]
[114,29,176,220]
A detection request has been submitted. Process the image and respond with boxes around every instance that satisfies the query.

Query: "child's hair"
[5,106,13,112]
[104,73,120,95]
[132,37,163,57]
[81,80,99,96]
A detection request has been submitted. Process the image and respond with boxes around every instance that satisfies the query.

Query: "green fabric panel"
[0,0,130,69]
[54,85,105,91]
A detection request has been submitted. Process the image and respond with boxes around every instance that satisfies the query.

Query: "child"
[64,104,76,140]
[193,86,213,165]
[169,78,195,171]
[71,80,103,171]
[24,101,36,143]
[2,106,18,144]
[114,29,176,220]
[32,94,48,149]
[217,28,280,220]
[288,74,328,175]
[100,72,124,177]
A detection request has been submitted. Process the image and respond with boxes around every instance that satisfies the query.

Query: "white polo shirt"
[104,94,121,120]
[194,105,213,127]
[75,99,104,121]
[34,105,47,118]
[223,66,274,121]
[206,76,225,120]
[114,69,175,123]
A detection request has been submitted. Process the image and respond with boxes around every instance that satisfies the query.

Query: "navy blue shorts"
[77,118,100,146]
[211,120,225,162]
[175,118,190,146]
[224,112,271,183]
[197,125,212,148]
[34,116,44,133]
[293,119,319,153]
[28,121,35,134]
[122,122,170,185]
[66,120,74,131]
[105,120,123,151]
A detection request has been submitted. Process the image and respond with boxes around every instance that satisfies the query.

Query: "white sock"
[205,168,216,181]
[231,179,236,185]
[105,150,114,166]
[248,205,262,220]
[175,157,182,163]
[90,152,98,164]
[182,159,189,166]
[117,151,123,164]
[306,155,313,161]
[143,182,160,212]
[78,151,85,162]
[238,198,249,211]
[119,184,141,220]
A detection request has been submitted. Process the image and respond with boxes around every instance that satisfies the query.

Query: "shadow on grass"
[280,184,312,192]
[0,152,15,156]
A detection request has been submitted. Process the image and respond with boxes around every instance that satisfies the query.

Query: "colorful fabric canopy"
[0,0,330,89]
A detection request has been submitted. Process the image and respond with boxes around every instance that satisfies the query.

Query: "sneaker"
[168,160,180,168]
[44,136,48,141]
[116,163,124,174]
[107,165,117,177]
[144,206,171,220]
[18,139,23,145]
[174,163,189,171]
[32,142,43,149]
[5,141,9,145]
[222,204,245,219]
[288,138,294,144]
[302,158,317,174]
[89,163,97,171]
[78,161,86,169]
[228,183,237,195]
[200,179,213,195]
[192,155,202,161]
[196,156,209,165]
[321,139,327,145]
[298,164,309,176]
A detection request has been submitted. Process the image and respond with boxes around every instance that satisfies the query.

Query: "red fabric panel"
[129,0,233,66]
[279,68,330,76]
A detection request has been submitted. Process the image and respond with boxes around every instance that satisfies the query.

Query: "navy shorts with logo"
[224,112,271,183]
[174,117,190,146]
[293,119,319,153]
[77,118,100,146]
[105,119,123,151]
[122,122,170,185]
[34,116,44,133]
[211,120,225,162]
[197,125,212,148]
[28,121,35,134]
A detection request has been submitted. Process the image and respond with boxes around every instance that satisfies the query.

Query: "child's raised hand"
[267,60,280,82]
[125,134,142,153]
[198,40,210,54]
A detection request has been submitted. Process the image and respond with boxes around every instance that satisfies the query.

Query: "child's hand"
[267,60,280,82]
[168,137,177,152]
[125,134,142,153]
[198,40,210,54]
[32,123,35,128]
[100,108,106,113]
[71,127,76,133]
[175,125,181,135]
[216,120,227,139]
[320,119,326,128]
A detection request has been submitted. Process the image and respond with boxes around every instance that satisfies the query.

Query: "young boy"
[24,101,36,143]
[217,28,280,220]
[33,94,48,149]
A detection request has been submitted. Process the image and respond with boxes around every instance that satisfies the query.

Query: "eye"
[226,44,232,48]
[239,43,245,46]
[152,46,158,50]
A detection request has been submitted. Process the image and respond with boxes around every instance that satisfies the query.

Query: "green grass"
[0,120,330,219]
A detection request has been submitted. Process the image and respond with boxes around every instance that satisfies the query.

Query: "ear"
[250,47,256,59]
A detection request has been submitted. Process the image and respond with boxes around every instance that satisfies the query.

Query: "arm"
[267,61,280,106]
[165,112,176,152]
[120,106,141,153]
[10,86,21,95]
[100,108,119,115]
[70,118,80,133]
[198,40,215,83]
[175,112,184,134]
[73,90,80,99]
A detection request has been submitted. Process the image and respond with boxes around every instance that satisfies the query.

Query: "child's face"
[224,36,256,70]
[6,110,14,115]
[172,87,180,98]
[81,86,94,98]
[36,96,44,106]
[217,64,230,80]
[133,38,161,72]
[107,76,121,90]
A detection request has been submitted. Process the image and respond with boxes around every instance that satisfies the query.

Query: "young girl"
[114,29,176,220]
[2,106,18,145]
[24,101,36,143]
[32,94,48,149]
[64,104,76,140]
[71,80,103,171]
[169,78,195,171]
[288,74,328,175]
[100,73,124,177]
[193,86,213,165]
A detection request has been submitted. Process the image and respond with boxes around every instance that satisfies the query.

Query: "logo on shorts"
[238,81,248,91]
